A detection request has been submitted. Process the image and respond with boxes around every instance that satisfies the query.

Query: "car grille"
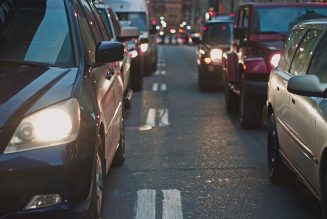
[0,196,21,216]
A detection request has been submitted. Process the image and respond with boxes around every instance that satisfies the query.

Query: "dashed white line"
[162,190,183,219]
[136,190,156,219]
[160,83,167,91]
[155,70,160,75]
[146,108,156,127]
[161,70,166,75]
[158,109,170,127]
[152,83,159,91]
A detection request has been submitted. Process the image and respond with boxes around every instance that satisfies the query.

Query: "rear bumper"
[200,64,224,84]
[243,80,268,97]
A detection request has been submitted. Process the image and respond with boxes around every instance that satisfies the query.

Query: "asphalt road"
[103,45,320,219]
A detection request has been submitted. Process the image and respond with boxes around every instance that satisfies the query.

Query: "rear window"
[116,12,147,32]
[0,0,74,67]
[202,23,233,44]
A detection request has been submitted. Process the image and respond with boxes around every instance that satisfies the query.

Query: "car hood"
[0,65,79,128]
[256,40,284,51]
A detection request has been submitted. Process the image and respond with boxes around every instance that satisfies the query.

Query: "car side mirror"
[118,27,139,42]
[95,41,124,64]
[287,75,327,98]
[233,27,246,40]
[192,36,201,44]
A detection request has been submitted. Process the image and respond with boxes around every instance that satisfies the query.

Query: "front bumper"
[0,127,96,219]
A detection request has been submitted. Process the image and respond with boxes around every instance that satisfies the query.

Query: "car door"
[287,29,323,185]
[273,29,306,162]
[77,1,119,168]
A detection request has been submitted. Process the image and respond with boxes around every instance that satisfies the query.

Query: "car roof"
[293,18,327,30]
[238,2,327,8]
[206,17,233,25]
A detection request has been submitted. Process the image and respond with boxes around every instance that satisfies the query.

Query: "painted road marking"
[163,190,183,219]
[158,109,170,127]
[155,70,160,75]
[158,63,166,68]
[152,83,159,91]
[160,83,167,91]
[161,70,166,75]
[136,190,156,219]
[145,108,170,127]
[146,108,156,127]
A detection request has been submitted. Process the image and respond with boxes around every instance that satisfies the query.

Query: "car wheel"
[322,174,327,217]
[267,114,294,183]
[240,81,262,129]
[143,60,153,77]
[131,62,143,91]
[198,67,210,92]
[89,145,105,219]
[112,117,125,167]
[225,81,238,112]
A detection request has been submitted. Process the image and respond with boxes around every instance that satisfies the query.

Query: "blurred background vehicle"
[104,0,158,76]
[195,16,234,91]
[223,3,327,129]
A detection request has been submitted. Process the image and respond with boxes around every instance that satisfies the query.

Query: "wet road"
[103,45,320,219]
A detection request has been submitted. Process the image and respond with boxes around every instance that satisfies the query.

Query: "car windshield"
[116,12,147,32]
[253,7,327,35]
[0,0,74,67]
[202,23,233,44]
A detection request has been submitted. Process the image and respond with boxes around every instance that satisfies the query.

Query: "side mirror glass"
[95,41,124,64]
[287,75,327,98]
[233,27,246,40]
[118,27,139,42]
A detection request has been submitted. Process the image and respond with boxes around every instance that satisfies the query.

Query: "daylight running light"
[270,53,281,68]
[210,49,223,64]
[140,43,149,53]
[4,98,80,154]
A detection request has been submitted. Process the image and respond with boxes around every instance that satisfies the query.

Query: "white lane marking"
[152,83,159,91]
[158,63,166,68]
[155,70,160,75]
[158,109,170,127]
[136,190,156,219]
[161,70,166,75]
[146,108,156,127]
[160,83,167,92]
[162,190,183,219]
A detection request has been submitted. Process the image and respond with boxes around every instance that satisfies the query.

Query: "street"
[103,45,320,219]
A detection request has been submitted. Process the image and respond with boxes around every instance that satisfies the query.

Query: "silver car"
[267,19,327,215]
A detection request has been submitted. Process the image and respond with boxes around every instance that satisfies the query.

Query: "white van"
[104,0,158,76]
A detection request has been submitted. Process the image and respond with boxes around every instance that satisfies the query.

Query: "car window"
[202,23,233,44]
[97,8,114,40]
[242,7,249,28]
[290,29,322,76]
[109,10,121,37]
[307,33,327,83]
[86,1,109,41]
[0,0,74,67]
[76,2,96,63]
[278,29,305,72]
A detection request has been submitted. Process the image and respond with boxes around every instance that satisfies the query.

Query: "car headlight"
[210,48,223,64]
[130,50,138,58]
[140,43,149,53]
[4,98,80,154]
[270,53,281,68]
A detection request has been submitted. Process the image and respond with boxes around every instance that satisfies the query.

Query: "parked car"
[104,0,158,76]
[195,16,234,91]
[267,19,327,216]
[0,0,125,218]
[223,3,327,128]
[96,3,140,106]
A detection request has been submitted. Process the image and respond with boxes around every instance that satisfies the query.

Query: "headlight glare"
[4,98,80,154]
[140,43,149,53]
[210,49,223,64]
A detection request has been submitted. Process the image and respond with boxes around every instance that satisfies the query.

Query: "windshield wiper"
[0,59,55,67]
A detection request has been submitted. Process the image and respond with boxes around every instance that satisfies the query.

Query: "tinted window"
[0,0,74,67]
[253,7,327,35]
[98,8,114,40]
[278,29,305,71]
[290,29,322,76]
[307,34,327,83]
[116,12,147,32]
[202,23,233,44]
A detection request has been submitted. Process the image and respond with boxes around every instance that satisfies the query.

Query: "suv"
[223,3,327,128]
[196,16,234,91]
[267,19,327,216]
[0,0,125,218]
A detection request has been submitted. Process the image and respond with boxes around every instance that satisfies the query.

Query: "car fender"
[223,51,238,82]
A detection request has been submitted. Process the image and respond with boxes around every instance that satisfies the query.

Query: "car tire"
[240,81,262,129]
[143,60,153,77]
[131,62,143,91]
[112,117,125,167]
[267,114,295,184]
[89,144,105,219]
[322,173,327,218]
[225,82,238,112]
[198,67,210,92]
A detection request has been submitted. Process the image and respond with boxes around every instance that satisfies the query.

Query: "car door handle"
[105,69,115,80]
[291,98,295,105]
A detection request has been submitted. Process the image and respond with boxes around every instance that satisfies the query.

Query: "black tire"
[239,81,263,129]
[130,61,143,91]
[89,144,105,219]
[198,67,211,92]
[322,174,327,218]
[267,114,295,184]
[143,60,153,77]
[152,53,158,72]
[112,117,125,167]
[225,82,238,112]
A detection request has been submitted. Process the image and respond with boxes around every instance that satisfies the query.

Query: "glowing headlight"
[210,49,223,64]
[130,50,138,58]
[270,53,281,68]
[4,98,80,154]
[140,43,149,53]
